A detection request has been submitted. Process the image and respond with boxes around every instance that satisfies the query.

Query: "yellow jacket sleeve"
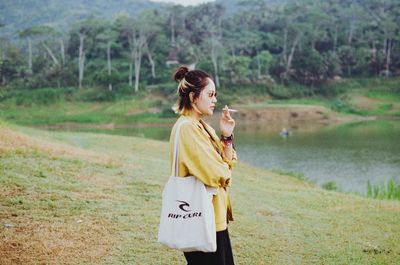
[201,121,238,171]
[178,122,232,188]
[222,142,237,170]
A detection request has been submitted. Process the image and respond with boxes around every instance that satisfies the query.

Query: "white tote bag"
[158,120,217,252]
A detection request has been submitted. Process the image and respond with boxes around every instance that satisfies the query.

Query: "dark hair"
[173,66,212,113]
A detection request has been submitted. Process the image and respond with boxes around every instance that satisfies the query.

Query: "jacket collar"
[180,114,225,157]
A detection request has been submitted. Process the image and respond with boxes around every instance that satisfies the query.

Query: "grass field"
[0,97,174,126]
[1,121,399,264]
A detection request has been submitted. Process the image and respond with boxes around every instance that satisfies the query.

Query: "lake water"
[233,120,400,194]
[52,118,400,195]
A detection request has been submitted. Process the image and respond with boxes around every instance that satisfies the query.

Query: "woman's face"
[193,78,217,116]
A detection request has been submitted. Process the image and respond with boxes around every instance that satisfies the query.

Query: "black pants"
[184,229,234,265]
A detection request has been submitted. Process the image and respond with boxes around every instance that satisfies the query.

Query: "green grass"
[271,169,308,182]
[368,103,393,116]
[329,98,365,115]
[0,98,175,126]
[330,77,400,92]
[365,90,400,101]
[1,123,400,264]
[367,178,400,200]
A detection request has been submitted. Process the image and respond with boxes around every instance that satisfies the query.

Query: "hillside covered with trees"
[0,0,399,98]
[0,0,165,38]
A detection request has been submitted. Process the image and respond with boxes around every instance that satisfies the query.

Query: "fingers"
[223,105,232,119]
[223,105,229,114]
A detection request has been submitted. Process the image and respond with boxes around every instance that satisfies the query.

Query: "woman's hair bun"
[173,66,189,82]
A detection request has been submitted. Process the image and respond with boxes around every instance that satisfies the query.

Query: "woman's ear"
[189,92,195,104]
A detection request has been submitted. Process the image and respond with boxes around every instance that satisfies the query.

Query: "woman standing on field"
[170,66,237,265]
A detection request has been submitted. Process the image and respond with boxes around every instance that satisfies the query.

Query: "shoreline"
[28,104,394,131]
[229,104,379,124]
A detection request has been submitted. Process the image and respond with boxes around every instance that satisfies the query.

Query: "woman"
[170,66,237,265]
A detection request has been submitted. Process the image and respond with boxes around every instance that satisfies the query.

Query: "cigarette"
[227,109,238,112]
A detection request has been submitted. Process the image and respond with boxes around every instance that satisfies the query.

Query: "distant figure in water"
[280,127,290,137]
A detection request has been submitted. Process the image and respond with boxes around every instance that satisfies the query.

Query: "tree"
[0,41,25,85]
[304,1,331,50]
[165,5,185,47]
[18,25,62,76]
[18,27,38,74]
[96,22,118,91]
[78,32,86,89]
[257,50,273,77]
[363,0,399,77]
[224,0,272,81]
[69,18,103,89]
[223,55,252,84]
[140,10,163,82]
[292,48,326,86]
[338,45,355,76]
[117,14,149,92]
[341,2,364,46]
[279,3,309,76]
[39,27,60,67]
[186,3,226,87]
[68,24,88,89]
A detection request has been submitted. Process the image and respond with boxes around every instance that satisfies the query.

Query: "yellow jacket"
[169,115,237,231]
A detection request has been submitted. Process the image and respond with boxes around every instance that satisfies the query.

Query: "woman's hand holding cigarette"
[220,105,236,137]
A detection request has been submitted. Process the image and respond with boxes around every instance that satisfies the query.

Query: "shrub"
[329,99,363,115]
[147,82,176,97]
[160,105,176,118]
[78,88,117,102]
[322,181,339,191]
[11,88,65,106]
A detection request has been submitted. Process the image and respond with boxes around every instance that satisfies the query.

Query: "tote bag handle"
[171,120,189,177]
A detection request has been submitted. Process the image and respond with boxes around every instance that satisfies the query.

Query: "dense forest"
[0,0,399,98]
[0,0,165,38]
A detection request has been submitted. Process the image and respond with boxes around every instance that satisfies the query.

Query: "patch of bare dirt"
[71,191,113,201]
[125,107,161,116]
[234,105,333,123]
[232,104,380,126]
[65,104,103,115]
[0,186,25,198]
[34,121,172,130]
[349,94,383,111]
[0,218,115,265]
